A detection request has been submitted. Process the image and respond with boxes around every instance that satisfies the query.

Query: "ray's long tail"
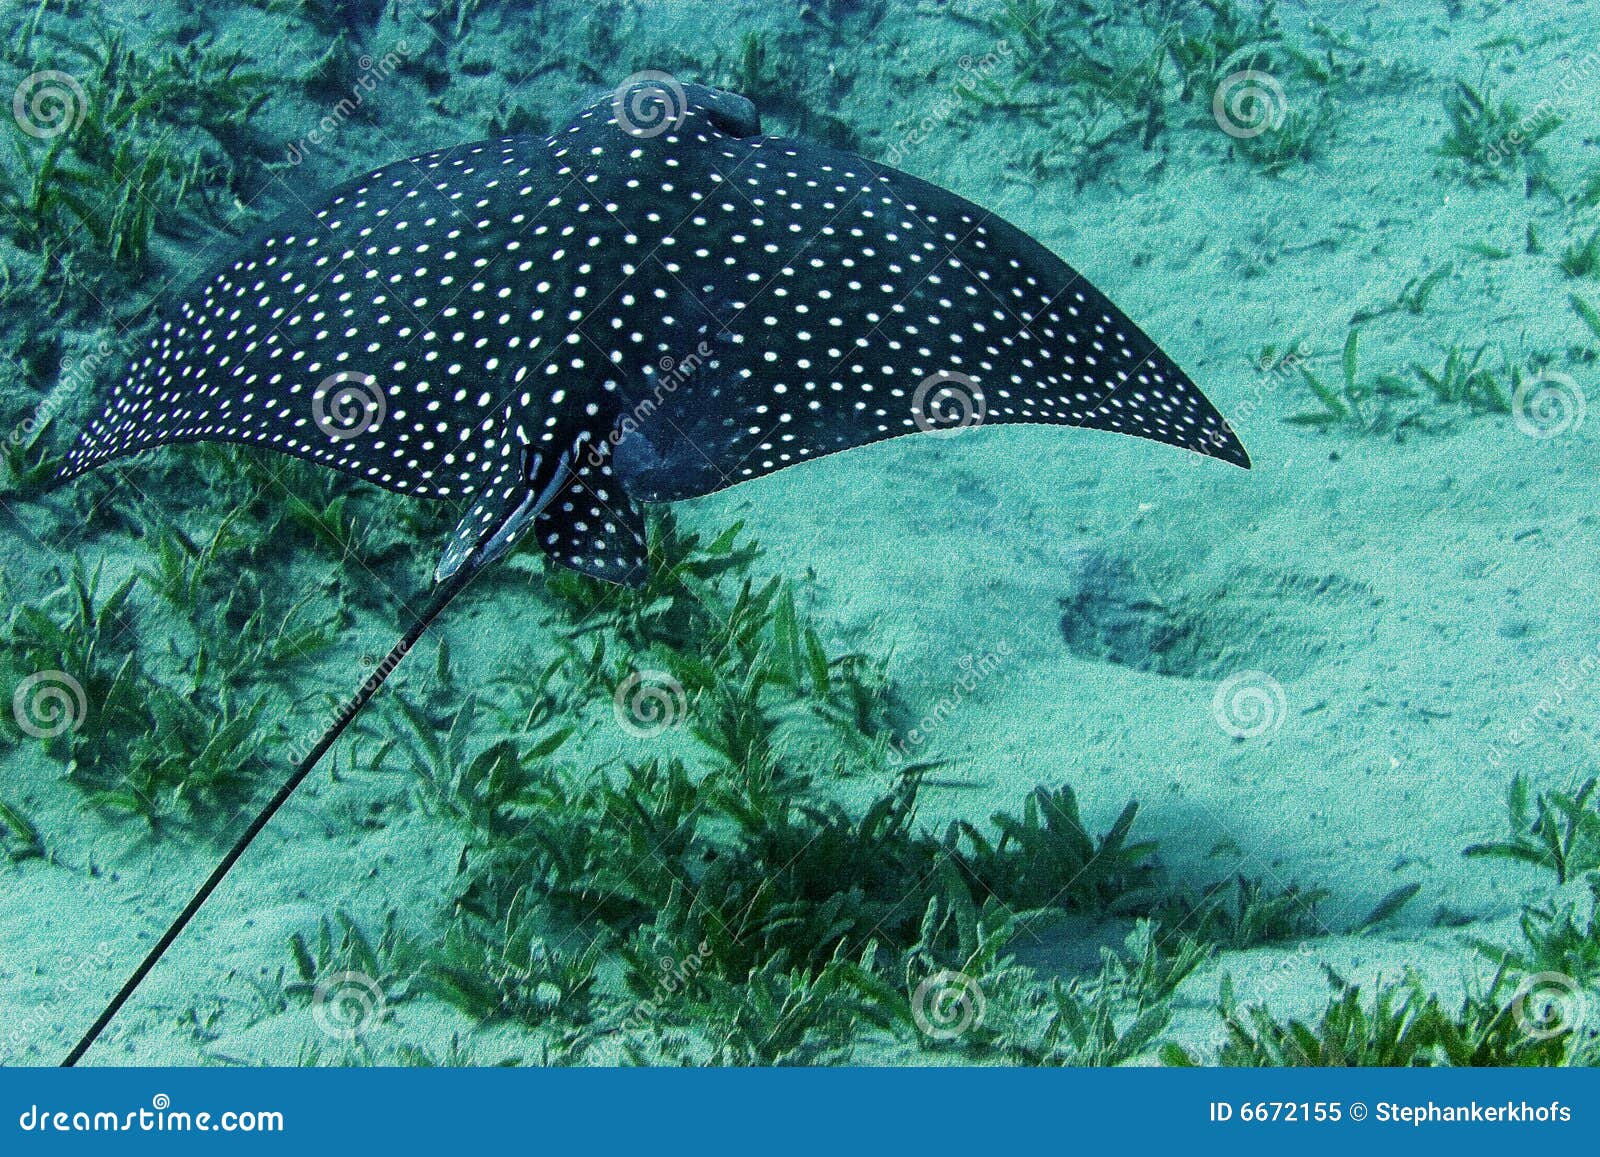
[61,562,481,1067]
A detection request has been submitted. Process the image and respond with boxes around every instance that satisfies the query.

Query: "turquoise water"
[1,0,1598,1066]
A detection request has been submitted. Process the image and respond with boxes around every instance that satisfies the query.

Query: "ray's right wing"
[596,136,1247,505]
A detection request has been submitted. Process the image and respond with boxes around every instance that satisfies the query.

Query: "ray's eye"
[700,89,761,138]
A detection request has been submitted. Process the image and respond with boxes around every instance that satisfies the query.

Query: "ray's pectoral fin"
[532,439,650,585]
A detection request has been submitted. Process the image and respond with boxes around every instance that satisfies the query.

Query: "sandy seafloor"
[4,0,1600,1064]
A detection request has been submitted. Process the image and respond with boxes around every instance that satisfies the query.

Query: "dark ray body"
[65,79,1247,583]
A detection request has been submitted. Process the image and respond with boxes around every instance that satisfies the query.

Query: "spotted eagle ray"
[58,77,1248,1063]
